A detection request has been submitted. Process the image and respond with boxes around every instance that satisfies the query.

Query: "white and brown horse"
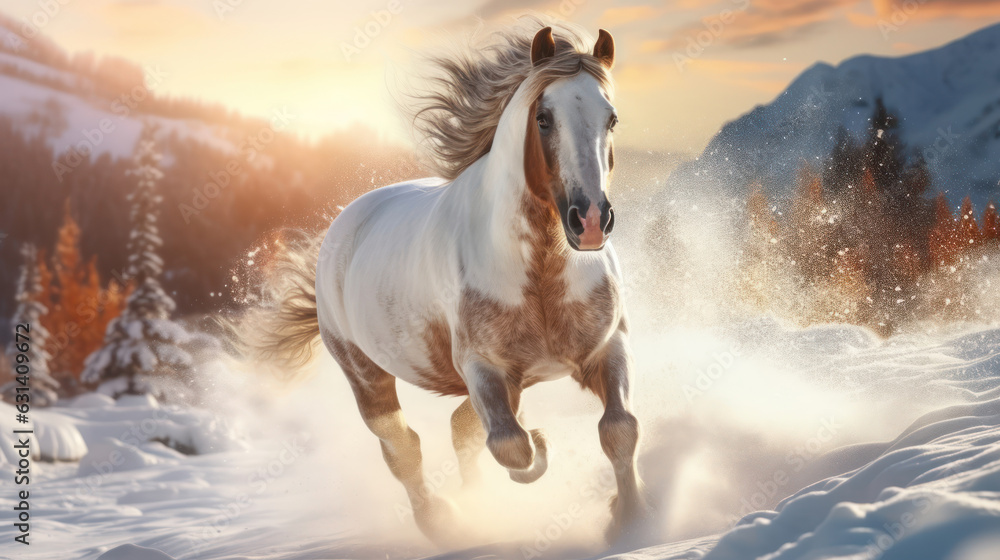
[251,23,646,544]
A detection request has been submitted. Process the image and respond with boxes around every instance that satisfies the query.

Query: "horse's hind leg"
[450,397,486,486]
[322,331,459,544]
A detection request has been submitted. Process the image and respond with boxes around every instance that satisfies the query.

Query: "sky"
[4,0,1000,155]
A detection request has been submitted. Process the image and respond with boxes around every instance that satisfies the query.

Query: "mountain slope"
[668,22,1000,206]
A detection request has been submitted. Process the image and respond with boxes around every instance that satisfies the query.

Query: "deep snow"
[2,319,1000,560]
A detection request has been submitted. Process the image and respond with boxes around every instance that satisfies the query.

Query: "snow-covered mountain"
[669,22,1000,206]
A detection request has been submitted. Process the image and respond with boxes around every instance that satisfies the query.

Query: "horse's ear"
[593,29,615,69]
[531,27,556,66]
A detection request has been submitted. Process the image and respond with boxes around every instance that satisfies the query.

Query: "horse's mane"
[404,17,613,181]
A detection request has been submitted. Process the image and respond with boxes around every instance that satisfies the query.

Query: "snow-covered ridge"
[0,13,256,164]
[669,22,1000,206]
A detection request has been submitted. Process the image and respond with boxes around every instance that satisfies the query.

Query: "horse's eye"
[537,114,550,131]
[609,116,618,132]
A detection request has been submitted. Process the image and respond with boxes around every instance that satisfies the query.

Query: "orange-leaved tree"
[928,194,962,269]
[40,203,129,390]
[958,197,982,250]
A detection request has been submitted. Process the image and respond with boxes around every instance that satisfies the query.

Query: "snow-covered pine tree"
[82,128,194,396]
[2,243,60,406]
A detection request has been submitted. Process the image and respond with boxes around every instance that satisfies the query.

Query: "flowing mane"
[405,19,614,180]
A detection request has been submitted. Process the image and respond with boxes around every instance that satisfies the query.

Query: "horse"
[248,22,647,545]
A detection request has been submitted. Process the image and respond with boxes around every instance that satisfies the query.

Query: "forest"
[739,99,1000,335]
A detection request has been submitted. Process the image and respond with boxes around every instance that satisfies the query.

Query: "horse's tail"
[226,230,322,381]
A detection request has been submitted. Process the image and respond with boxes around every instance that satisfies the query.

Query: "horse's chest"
[457,271,617,374]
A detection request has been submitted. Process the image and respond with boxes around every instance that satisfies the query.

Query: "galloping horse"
[253,22,646,544]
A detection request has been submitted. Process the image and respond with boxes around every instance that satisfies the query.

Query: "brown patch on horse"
[320,328,403,417]
[524,99,560,210]
[416,98,620,395]
[455,183,620,387]
[415,319,468,397]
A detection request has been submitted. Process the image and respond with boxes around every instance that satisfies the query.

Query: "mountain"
[667,22,1000,207]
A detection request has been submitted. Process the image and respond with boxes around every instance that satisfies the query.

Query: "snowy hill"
[668,22,1000,206]
[0,21,245,165]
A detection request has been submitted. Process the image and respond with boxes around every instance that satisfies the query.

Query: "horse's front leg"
[582,329,649,542]
[464,359,533,469]
[463,359,548,484]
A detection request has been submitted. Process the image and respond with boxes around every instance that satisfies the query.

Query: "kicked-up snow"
[0,322,999,559]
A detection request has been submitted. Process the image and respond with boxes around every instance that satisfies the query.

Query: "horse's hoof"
[487,427,534,470]
[605,495,653,545]
[509,429,548,483]
[415,495,466,547]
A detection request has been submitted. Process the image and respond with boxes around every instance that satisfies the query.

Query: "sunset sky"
[5,0,1000,155]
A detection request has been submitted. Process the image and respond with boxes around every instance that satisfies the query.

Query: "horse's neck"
[445,149,567,305]
[444,92,580,303]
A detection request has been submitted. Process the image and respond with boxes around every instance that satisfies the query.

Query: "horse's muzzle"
[566,202,614,251]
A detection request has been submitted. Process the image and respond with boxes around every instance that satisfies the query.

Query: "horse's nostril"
[567,206,585,235]
[604,207,615,234]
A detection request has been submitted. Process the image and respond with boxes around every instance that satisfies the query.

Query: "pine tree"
[82,129,193,396]
[2,244,60,406]
[983,201,999,244]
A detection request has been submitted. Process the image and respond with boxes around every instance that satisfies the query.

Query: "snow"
[96,544,177,560]
[77,437,167,477]
[0,404,88,463]
[71,393,118,409]
[1,321,999,559]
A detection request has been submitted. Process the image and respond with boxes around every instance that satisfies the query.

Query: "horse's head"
[524,27,617,251]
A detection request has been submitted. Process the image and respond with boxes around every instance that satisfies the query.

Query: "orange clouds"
[649,0,1000,54]
[872,0,1000,20]
[649,0,857,52]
